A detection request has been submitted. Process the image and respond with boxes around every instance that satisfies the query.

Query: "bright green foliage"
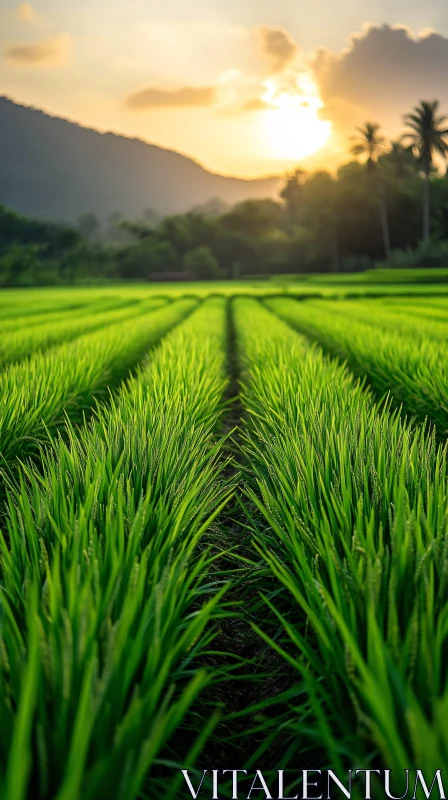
[0,299,90,323]
[307,297,448,341]
[266,296,448,432]
[6,276,448,303]
[0,297,168,367]
[0,293,124,321]
[0,297,231,799]
[0,298,196,464]
[0,296,138,334]
[379,297,448,323]
[1,285,448,791]
[235,297,448,772]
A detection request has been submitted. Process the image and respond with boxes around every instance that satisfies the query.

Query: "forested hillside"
[0,97,281,222]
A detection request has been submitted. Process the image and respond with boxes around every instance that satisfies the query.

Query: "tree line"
[2,99,448,284]
[351,100,448,258]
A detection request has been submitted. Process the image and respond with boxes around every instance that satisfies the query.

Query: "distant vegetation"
[0,206,114,286]
[3,99,448,284]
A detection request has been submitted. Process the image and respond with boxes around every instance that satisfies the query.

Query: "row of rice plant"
[0,298,196,465]
[235,297,448,776]
[0,297,96,322]
[265,296,448,433]
[0,297,232,800]
[383,295,448,310]
[379,297,448,323]
[0,296,139,335]
[0,297,169,368]
[308,298,448,341]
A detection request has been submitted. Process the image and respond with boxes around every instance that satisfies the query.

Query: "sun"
[261,74,332,161]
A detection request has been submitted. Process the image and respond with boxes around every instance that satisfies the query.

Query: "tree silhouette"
[403,100,448,243]
[280,168,306,217]
[380,140,417,183]
[77,212,100,241]
[351,122,391,259]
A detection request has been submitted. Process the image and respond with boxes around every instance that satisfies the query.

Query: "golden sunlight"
[261,74,332,161]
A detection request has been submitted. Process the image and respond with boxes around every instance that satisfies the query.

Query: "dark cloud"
[312,24,448,131]
[5,34,70,65]
[126,85,216,110]
[257,26,298,73]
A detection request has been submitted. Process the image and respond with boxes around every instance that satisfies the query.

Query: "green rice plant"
[377,296,448,325]
[0,297,231,800]
[266,296,448,433]
[307,298,448,341]
[378,302,448,323]
[0,298,196,465]
[0,297,168,368]
[234,297,448,774]
[0,291,146,323]
[0,298,92,322]
[383,295,448,309]
[0,296,140,334]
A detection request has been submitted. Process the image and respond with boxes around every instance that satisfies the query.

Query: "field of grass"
[1,282,448,797]
[3,269,448,301]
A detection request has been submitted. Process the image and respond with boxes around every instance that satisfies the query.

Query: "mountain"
[0,97,282,223]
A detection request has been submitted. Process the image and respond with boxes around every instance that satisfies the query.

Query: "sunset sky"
[2,0,448,177]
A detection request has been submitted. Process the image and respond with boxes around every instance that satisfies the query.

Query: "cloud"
[257,26,299,73]
[0,2,46,36]
[17,2,37,23]
[5,33,71,65]
[126,85,216,110]
[311,24,448,134]
[241,97,270,112]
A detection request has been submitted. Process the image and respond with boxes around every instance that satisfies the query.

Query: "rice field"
[1,285,448,798]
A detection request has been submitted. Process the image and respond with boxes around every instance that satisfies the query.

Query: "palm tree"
[402,100,448,243]
[351,122,391,259]
[383,140,417,183]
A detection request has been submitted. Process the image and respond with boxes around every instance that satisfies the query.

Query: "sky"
[2,0,448,177]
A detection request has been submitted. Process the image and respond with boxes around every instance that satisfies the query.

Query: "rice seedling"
[378,297,448,323]
[0,297,168,368]
[0,296,141,334]
[0,299,92,322]
[0,297,232,800]
[308,298,448,340]
[266,296,448,433]
[3,283,448,795]
[234,297,448,775]
[0,297,196,465]
[383,295,448,308]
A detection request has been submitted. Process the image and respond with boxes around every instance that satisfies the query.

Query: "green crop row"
[0,298,196,465]
[308,297,448,341]
[0,296,139,334]
[0,298,93,322]
[0,297,231,800]
[235,297,448,774]
[266,296,448,433]
[1,289,448,796]
[0,297,168,368]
